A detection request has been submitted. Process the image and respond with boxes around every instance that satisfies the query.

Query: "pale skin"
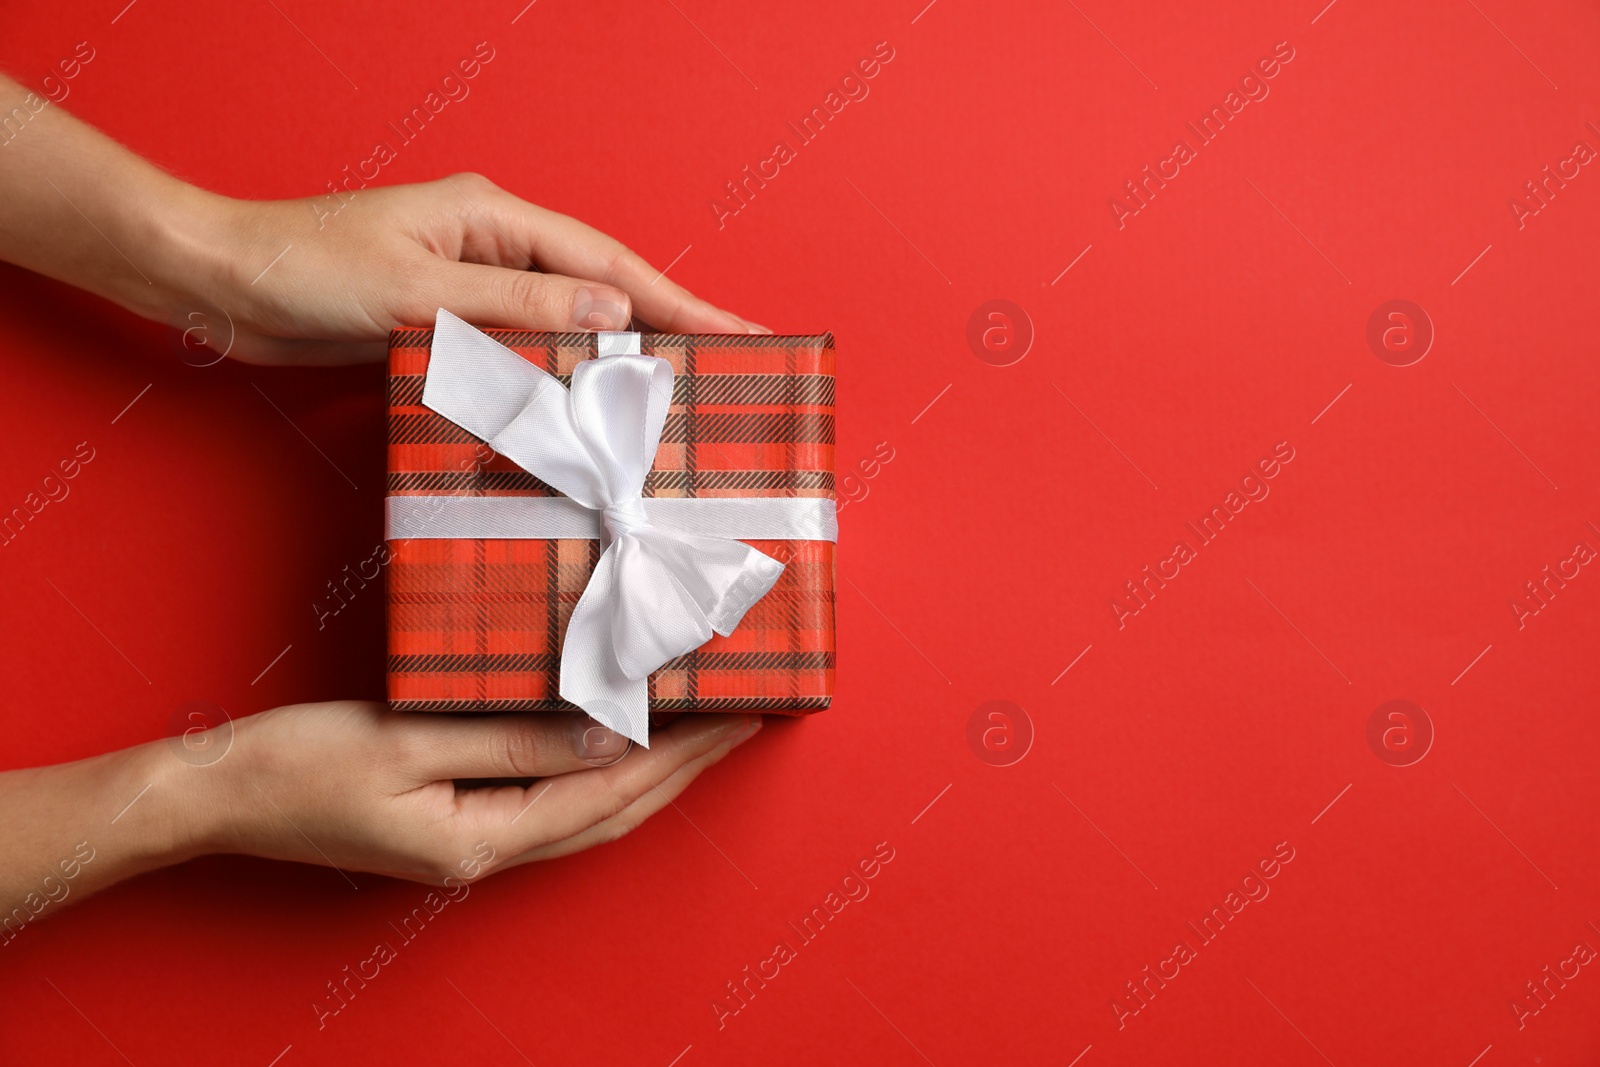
[0,71,767,920]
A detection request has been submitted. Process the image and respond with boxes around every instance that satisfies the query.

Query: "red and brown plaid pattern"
[386,327,836,715]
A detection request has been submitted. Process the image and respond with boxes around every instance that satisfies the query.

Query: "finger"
[482,714,758,853]
[446,177,768,334]
[421,258,633,331]
[533,215,763,334]
[504,716,759,864]
[398,712,634,781]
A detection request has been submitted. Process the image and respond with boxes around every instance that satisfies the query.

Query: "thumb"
[423,261,632,331]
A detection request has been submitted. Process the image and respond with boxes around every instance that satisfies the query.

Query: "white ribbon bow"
[409,309,822,746]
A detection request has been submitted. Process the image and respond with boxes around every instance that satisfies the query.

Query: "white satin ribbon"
[398,309,836,746]
[388,496,838,541]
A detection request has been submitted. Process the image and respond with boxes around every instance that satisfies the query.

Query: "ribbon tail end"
[706,552,785,638]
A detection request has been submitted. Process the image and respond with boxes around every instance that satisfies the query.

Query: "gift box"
[385,320,836,725]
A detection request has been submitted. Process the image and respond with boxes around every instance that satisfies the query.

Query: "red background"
[3,0,1599,1063]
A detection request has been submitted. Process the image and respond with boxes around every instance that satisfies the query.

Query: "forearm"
[0,71,226,324]
[0,742,211,938]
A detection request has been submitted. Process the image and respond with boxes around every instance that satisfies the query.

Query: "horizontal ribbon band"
[387,495,838,542]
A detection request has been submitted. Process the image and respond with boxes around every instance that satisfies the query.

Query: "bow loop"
[569,356,674,503]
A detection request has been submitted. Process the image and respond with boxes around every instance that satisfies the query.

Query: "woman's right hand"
[0,703,761,920]
[190,702,763,882]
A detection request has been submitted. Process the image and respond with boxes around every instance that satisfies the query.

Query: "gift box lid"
[384,326,837,715]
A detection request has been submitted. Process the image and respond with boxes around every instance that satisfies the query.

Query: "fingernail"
[740,317,774,335]
[730,715,763,748]
[572,286,631,331]
[574,719,630,763]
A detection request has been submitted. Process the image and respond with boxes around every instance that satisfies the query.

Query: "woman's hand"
[0,703,761,919]
[0,73,766,367]
[175,174,770,366]
[197,702,761,881]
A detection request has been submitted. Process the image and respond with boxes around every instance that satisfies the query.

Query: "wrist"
[106,740,220,868]
[3,739,232,907]
[100,179,244,328]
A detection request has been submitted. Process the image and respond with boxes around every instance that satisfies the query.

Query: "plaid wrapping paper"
[386,326,836,714]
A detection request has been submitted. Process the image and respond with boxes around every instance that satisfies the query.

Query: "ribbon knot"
[415,309,799,746]
[602,498,651,542]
